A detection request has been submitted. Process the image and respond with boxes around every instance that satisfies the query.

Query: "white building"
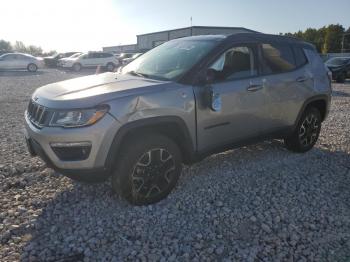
[103,26,256,53]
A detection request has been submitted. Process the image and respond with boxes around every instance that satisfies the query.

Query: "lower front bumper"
[25,135,110,180]
[24,112,121,170]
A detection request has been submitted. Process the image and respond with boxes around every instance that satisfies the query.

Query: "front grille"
[27,100,50,127]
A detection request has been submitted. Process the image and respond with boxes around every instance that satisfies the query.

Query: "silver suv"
[24,33,332,205]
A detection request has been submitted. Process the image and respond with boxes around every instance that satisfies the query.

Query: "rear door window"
[261,43,296,74]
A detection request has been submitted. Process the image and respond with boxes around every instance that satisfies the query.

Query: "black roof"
[177,33,315,49]
[137,26,257,37]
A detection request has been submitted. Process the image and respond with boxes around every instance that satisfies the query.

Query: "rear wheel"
[112,134,182,205]
[284,107,322,153]
[106,62,115,72]
[27,63,38,72]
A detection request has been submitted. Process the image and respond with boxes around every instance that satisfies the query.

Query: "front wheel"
[284,107,322,153]
[72,63,82,72]
[112,134,182,205]
[27,63,38,72]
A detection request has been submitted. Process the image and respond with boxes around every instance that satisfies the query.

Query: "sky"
[1,0,349,52]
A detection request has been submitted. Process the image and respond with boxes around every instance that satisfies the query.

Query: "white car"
[0,53,44,72]
[122,53,143,65]
[59,52,119,72]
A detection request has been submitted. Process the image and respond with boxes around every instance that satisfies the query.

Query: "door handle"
[247,84,263,92]
[296,76,308,82]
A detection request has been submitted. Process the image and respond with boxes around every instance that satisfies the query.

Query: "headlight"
[49,105,109,128]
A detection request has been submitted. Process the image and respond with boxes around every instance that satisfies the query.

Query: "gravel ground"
[0,69,350,261]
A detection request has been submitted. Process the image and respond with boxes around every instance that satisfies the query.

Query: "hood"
[33,72,173,109]
[326,64,344,71]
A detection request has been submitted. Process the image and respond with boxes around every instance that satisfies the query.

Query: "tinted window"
[101,53,112,58]
[292,46,307,67]
[262,43,296,74]
[3,54,15,60]
[209,46,257,81]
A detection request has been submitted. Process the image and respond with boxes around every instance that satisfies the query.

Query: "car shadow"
[14,140,350,261]
[0,70,45,77]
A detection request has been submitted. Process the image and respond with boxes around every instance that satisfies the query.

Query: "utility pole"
[190,17,193,36]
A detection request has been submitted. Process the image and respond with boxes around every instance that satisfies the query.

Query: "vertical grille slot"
[27,100,48,127]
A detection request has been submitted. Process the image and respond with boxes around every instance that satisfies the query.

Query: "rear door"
[99,53,112,66]
[16,54,30,68]
[258,43,312,129]
[80,53,96,67]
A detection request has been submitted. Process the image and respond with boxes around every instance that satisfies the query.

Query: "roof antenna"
[190,16,192,27]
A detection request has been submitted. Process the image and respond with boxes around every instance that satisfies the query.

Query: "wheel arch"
[104,116,196,169]
[294,95,329,128]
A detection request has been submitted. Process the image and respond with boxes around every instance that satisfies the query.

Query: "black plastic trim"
[293,95,329,128]
[104,116,196,169]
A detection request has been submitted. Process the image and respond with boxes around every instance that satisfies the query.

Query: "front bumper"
[24,112,121,171]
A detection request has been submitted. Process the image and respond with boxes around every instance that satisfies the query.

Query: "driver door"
[194,44,271,152]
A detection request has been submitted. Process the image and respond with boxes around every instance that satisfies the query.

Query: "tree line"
[282,24,350,54]
[1,24,349,56]
[0,39,56,56]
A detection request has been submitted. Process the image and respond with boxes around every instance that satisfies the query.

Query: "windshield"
[70,53,82,58]
[326,57,349,66]
[121,39,219,81]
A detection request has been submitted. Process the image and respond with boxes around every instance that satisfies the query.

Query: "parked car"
[59,51,119,71]
[0,53,44,72]
[121,53,143,65]
[117,53,136,64]
[43,52,80,68]
[325,57,350,83]
[24,33,331,205]
[57,52,83,67]
[0,51,10,56]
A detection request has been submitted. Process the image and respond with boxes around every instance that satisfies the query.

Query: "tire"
[72,63,82,72]
[27,63,38,72]
[106,62,115,72]
[284,107,322,153]
[336,72,346,83]
[112,133,182,205]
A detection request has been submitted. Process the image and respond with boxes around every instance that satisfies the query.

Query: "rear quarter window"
[261,43,296,74]
[292,46,308,67]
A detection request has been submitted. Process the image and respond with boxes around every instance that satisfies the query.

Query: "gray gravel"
[0,69,350,261]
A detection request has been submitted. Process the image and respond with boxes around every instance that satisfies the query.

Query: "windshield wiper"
[128,71,149,78]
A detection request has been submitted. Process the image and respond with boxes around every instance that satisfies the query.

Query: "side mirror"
[206,68,216,84]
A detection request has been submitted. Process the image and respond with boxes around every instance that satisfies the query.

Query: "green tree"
[27,45,43,56]
[322,24,344,53]
[13,41,27,53]
[0,39,12,51]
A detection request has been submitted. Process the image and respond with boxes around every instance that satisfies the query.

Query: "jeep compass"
[24,33,332,205]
